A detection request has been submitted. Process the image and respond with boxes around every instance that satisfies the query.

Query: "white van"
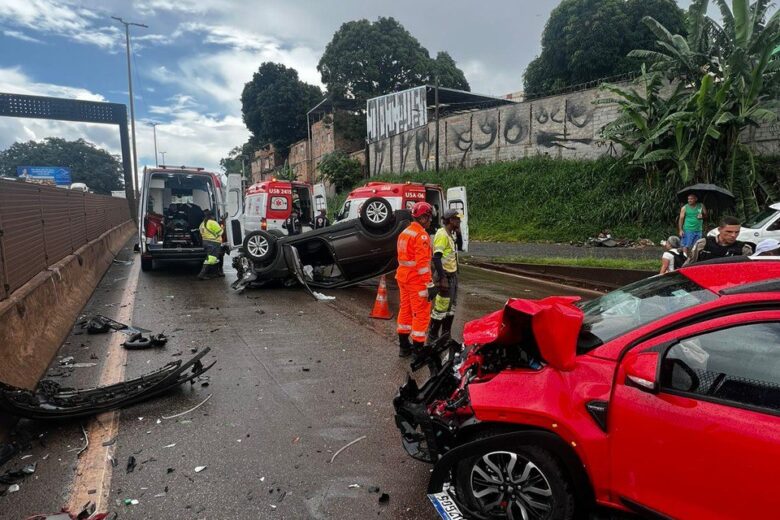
[138,166,239,271]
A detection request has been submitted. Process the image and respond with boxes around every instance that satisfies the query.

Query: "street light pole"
[150,122,159,166]
[160,151,167,165]
[112,16,147,199]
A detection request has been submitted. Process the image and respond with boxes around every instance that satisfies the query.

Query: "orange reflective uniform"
[395,221,432,342]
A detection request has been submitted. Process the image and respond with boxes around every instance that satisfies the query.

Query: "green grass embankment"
[371,157,676,243]
[488,255,658,271]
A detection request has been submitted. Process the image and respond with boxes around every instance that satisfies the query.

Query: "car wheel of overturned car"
[360,197,393,230]
[243,230,276,263]
[454,444,575,520]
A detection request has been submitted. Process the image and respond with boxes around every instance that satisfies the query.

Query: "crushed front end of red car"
[393,297,584,463]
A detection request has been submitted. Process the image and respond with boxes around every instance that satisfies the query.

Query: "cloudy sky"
[0,0,722,174]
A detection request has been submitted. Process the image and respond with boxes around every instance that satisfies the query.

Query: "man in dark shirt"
[314,208,330,229]
[685,216,753,264]
[283,207,302,236]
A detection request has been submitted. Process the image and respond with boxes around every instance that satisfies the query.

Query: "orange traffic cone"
[370,275,393,320]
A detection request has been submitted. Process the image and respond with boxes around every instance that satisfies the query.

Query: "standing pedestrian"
[685,216,753,264]
[678,194,707,254]
[198,209,224,280]
[659,235,685,274]
[428,209,462,342]
[314,208,330,229]
[284,205,302,236]
[396,202,434,358]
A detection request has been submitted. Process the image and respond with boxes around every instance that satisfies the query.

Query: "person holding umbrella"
[678,193,707,255]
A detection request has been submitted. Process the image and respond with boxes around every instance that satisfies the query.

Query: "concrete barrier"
[0,220,134,391]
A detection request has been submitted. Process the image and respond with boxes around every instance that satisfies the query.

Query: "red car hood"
[463,296,584,371]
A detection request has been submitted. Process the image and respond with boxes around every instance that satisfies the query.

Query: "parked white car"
[708,202,780,245]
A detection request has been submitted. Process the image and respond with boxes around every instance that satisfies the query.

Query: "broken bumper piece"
[0,348,215,420]
[393,358,462,463]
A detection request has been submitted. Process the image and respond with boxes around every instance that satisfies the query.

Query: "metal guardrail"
[0,179,131,300]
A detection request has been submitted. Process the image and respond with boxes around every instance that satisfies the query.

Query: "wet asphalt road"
[0,245,618,519]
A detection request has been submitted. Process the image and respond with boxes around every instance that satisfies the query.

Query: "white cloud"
[0,67,247,173]
[2,30,44,44]
[0,0,121,50]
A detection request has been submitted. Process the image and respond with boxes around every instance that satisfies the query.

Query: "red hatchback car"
[394,258,780,520]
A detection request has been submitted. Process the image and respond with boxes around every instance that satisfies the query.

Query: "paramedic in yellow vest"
[428,209,461,341]
[198,209,224,280]
[396,202,435,358]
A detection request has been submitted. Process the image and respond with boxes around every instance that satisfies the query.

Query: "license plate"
[428,491,465,520]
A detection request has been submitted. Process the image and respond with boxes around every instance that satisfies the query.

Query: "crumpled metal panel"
[40,185,72,264]
[0,182,47,293]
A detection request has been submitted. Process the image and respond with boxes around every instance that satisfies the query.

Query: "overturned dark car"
[229,197,411,291]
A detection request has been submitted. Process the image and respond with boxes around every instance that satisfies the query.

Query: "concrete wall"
[0,220,134,391]
[369,82,779,176]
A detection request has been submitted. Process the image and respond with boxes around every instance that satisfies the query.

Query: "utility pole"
[434,77,440,173]
[149,122,159,166]
[112,16,147,199]
[160,151,167,165]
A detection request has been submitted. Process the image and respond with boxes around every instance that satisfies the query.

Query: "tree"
[241,63,323,155]
[220,142,254,180]
[523,0,686,96]
[318,151,363,193]
[0,137,123,194]
[430,52,470,91]
[318,17,470,101]
[601,0,780,216]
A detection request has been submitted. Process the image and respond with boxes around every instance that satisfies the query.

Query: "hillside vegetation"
[372,157,677,242]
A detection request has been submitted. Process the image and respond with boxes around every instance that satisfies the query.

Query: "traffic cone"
[370,275,393,320]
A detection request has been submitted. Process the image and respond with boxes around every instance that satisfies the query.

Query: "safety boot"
[398,333,412,358]
[215,265,225,277]
[428,319,443,342]
[442,316,455,337]
[197,264,210,280]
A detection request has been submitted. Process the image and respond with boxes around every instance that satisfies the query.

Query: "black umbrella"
[677,183,735,212]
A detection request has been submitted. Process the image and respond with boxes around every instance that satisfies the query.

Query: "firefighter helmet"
[411,201,434,218]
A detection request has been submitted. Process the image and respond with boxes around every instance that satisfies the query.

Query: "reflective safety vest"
[395,221,432,287]
[200,219,223,244]
[433,227,458,273]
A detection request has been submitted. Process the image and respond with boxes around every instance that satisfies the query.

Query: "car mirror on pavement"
[623,351,660,393]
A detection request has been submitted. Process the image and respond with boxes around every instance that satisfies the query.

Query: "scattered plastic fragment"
[123,498,139,506]
[8,484,19,492]
[20,454,33,460]
[126,456,136,473]
[194,466,207,473]
[59,357,75,365]
[163,443,176,448]
[329,435,367,463]
[348,484,360,489]
[368,486,380,494]
[161,394,213,420]
[378,493,390,504]
[312,291,335,301]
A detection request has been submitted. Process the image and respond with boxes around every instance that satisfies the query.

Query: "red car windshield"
[576,272,718,352]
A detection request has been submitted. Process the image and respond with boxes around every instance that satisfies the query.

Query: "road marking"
[67,256,140,513]
[464,264,603,298]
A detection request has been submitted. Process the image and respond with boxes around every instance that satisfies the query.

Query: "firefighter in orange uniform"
[396,201,435,357]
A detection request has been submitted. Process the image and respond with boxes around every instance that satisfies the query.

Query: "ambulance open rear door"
[446,186,468,252]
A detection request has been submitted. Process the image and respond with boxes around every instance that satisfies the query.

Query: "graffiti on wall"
[366,86,427,143]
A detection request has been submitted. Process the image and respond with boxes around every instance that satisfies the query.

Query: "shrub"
[318,151,363,193]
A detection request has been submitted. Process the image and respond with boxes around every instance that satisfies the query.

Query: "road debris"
[312,291,336,301]
[123,498,139,506]
[379,493,390,504]
[194,465,207,473]
[161,393,213,420]
[8,483,19,492]
[348,484,361,489]
[126,456,136,473]
[0,349,216,420]
[163,443,176,448]
[329,435,367,463]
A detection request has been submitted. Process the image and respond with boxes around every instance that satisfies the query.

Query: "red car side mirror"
[624,351,660,393]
